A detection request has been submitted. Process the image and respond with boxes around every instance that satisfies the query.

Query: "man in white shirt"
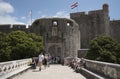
[38,53,44,71]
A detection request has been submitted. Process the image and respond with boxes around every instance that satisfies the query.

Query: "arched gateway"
[30,18,80,60]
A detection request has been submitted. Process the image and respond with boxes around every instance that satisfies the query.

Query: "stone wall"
[85,59,120,79]
[70,4,120,49]
[77,49,89,58]
[110,20,120,43]
[31,18,80,59]
[0,24,29,33]
[70,4,110,48]
[0,24,12,33]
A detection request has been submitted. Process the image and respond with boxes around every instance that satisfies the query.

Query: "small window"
[67,23,70,26]
[47,33,49,38]
[67,21,73,26]
[35,21,39,25]
[53,21,58,26]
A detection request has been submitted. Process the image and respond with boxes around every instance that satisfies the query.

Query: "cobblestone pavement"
[13,65,86,79]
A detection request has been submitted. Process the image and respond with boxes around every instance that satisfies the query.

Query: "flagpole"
[30,10,32,26]
[77,0,79,11]
[28,10,32,26]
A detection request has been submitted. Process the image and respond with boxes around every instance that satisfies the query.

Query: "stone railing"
[85,59,120,79]
[77,49,89,58]
[0,58,32,79]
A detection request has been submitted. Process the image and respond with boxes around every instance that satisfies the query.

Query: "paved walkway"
[13,65,86,79]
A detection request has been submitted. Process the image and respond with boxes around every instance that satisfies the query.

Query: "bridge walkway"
[12,65,86,79]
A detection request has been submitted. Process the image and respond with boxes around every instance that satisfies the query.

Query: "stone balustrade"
[64,57,120,79]
[77,49,89,58]
[0,58,32,79]
[85,59,120,79]
[1,57,120,79]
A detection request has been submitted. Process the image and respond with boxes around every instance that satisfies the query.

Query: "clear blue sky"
[0,0,120,24]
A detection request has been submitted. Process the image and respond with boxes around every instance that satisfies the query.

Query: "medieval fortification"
[0,4,120,58]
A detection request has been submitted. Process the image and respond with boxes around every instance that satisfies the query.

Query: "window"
[67,21,73,27]
[46,33,49,38]
[67,23,70,26]
[53,21,58,26]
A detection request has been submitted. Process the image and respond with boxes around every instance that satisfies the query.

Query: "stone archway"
[48,45,61,57]
[47,43,62,57]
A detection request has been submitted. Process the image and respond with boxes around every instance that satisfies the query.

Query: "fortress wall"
[110,20,120,43]
[89,4,110,36]
[70,12,86,18]
[31,18,80,58]
[0,24,12,33]
[12,24,29,33]
[70,13,90,48]
[88,10,109,36]
[0,24,29,33]
[12,24,26,29]
[70,4,110,48]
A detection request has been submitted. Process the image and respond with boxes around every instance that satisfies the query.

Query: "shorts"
[38,62,42,67]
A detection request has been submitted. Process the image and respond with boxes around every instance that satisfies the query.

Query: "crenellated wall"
[110,20,120,43]
[0,24,30,33]
[0,24,12,33]
[70,4,110,48]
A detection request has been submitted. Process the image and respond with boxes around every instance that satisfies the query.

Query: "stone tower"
[30,18,80,59]
[70,4,110,48]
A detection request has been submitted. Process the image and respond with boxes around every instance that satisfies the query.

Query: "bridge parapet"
[0,58,32,79]
[85,59,120,79]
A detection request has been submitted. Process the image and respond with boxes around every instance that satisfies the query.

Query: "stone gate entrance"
[46,43,63,58]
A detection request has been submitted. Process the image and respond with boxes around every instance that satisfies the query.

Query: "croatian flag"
[71,2,78,9]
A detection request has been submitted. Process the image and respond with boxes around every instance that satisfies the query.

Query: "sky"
[0,0,120,25]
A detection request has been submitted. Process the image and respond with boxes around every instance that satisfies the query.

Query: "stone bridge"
[0,58,120,79]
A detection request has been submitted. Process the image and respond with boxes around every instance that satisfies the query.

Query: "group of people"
[70,57,85,70]
[51,56,61,64]
[31,51,85,71]
[32,52,51,71]
[31,52,62,71]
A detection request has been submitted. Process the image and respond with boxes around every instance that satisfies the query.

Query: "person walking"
[43,53,48,69]
[47,53,51,67]
[38,53,44,71]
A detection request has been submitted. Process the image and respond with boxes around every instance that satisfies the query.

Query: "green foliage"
[85,35,120,64]
[0,31,43,62]
[0,32,11,62]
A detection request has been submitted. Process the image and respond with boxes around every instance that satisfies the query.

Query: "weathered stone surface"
[85,59,120,79]
[12,65,86,79]
[70,4,110,48]
[0,24,29,33]
[30,18,80,59]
